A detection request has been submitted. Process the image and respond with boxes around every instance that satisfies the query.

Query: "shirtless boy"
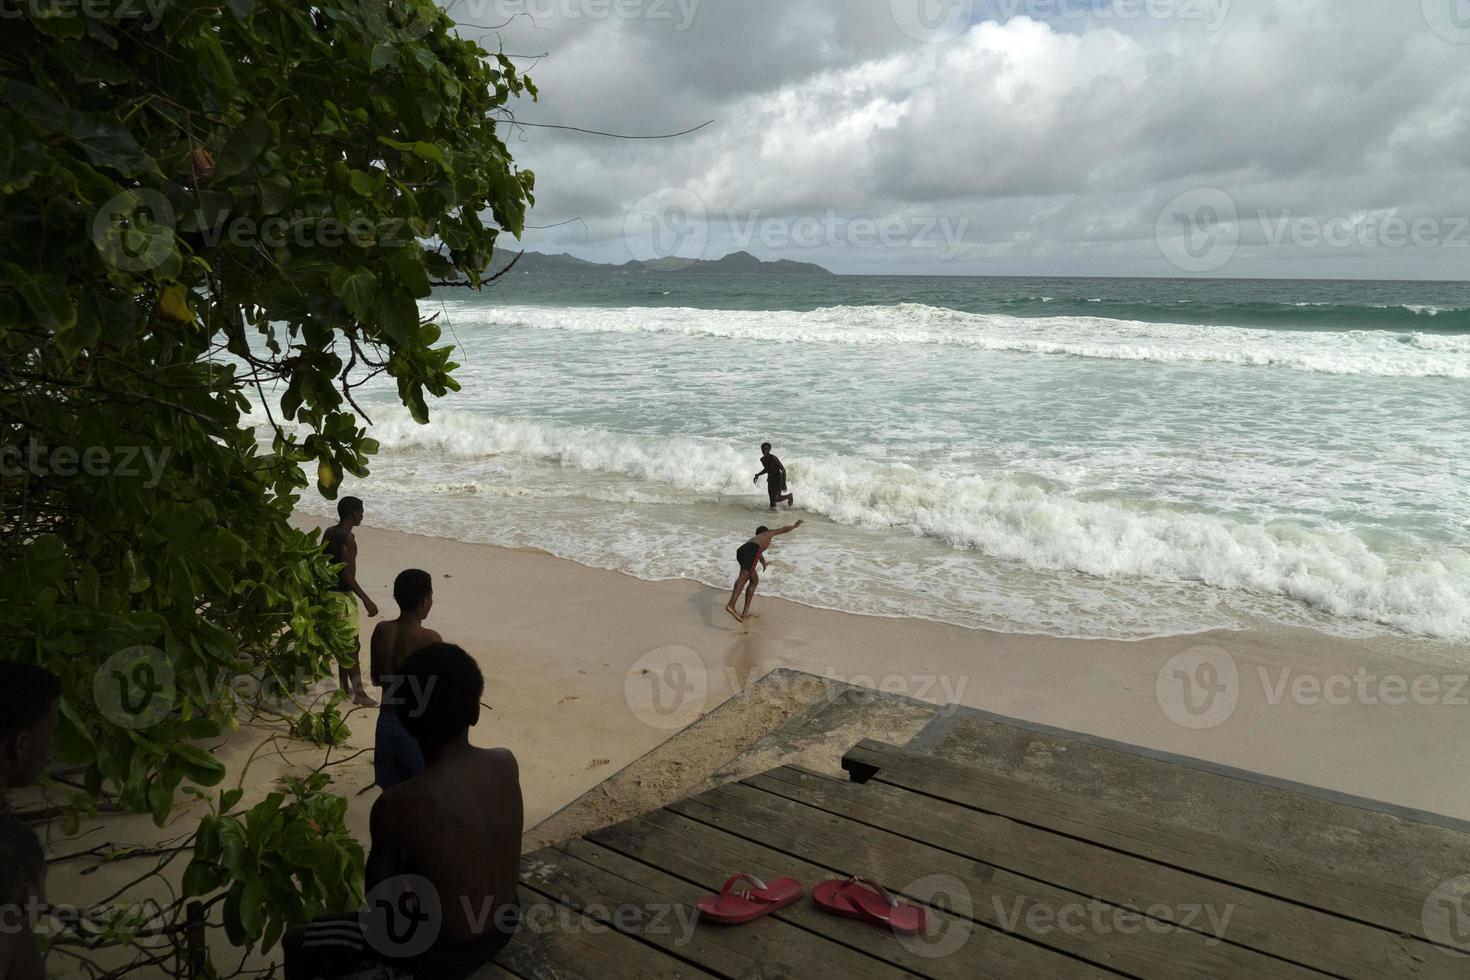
[370,569,442,790]
[322,496,380,707]
[725,521,803,623]
[284,644,522,980]
[753,442,794,510]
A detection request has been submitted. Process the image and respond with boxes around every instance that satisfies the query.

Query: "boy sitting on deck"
[0,816,46,980]
[283,644,523,980]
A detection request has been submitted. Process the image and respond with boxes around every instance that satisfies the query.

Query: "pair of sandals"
[695,872,926,934]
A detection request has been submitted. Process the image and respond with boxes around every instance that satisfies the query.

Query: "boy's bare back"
[370,747,522,939]
[370,620,443,687]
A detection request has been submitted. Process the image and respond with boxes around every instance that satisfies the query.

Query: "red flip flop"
[695,873,804,924]
[812,876,926,935]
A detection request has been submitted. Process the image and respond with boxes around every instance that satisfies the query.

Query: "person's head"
[0,662,62,790]
[760,443,772,454]
[756,526,770,537]
[0,816,44,908]
[393,569,434,619]
[398,644,483,753]
[337,496,364,527]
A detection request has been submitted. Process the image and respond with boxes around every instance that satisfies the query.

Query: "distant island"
[489,249,833,276]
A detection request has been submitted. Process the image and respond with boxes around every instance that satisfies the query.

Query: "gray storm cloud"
[458,0,1470,277]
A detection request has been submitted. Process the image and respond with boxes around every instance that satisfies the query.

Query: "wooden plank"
[669,781,1334,980]
[589,807,1122,980]
[843,740,1439,945]
[518,839,911,979]
[498,882,713,979]
[747,766,1457,980]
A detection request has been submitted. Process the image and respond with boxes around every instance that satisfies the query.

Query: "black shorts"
[736,542,760,571]
[767,478,786,503]
[294,896,520,980]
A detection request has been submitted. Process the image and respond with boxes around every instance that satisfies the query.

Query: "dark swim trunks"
[297,894,521,980]
[736,540,761,571]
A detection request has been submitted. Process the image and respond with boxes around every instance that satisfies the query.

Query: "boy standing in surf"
[726,521,803,623]
[754,442,794,510]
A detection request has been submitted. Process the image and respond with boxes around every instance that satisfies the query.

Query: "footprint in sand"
[587,759,610,770]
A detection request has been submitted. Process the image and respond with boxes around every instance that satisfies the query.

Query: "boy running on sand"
[726,521,803,623]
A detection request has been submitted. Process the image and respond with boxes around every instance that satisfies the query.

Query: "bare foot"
[725,604,743,623]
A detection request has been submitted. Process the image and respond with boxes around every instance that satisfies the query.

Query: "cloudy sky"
[451,0,1470,278]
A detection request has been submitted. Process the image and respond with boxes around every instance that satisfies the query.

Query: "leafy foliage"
[1,0,533,974]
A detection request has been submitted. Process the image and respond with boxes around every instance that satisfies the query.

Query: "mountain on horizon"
[489,249,833,276]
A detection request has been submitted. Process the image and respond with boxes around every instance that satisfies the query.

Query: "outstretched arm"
[772,520,804,536]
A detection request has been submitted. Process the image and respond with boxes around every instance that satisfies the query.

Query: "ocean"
[290,273,1470,642]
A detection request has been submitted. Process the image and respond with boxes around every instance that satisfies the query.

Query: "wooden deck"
[488,739,1461,979]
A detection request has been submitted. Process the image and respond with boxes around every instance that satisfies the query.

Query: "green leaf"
[330,266,377,320]
[172,744,227,786]
[212,112,270,181]
[6,265,77,331]
[370,43,398,72]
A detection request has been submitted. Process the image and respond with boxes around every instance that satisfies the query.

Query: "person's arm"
[753,462,769,484]
[364,796,401,890]
[772,521,804,537]
[340,538,378,617]
[368,624,386,687]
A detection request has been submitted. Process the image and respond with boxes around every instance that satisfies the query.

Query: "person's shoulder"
[478,746,519,775]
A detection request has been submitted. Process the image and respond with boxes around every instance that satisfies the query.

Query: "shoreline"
[325,520,1470,822]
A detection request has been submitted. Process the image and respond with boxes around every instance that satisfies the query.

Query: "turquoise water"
[297,273,1470,641]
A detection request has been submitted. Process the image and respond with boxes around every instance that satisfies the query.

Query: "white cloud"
[474,0,1470,277]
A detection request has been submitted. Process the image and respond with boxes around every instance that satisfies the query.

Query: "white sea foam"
[443,302,1470,379]
[367,411,1470,639]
